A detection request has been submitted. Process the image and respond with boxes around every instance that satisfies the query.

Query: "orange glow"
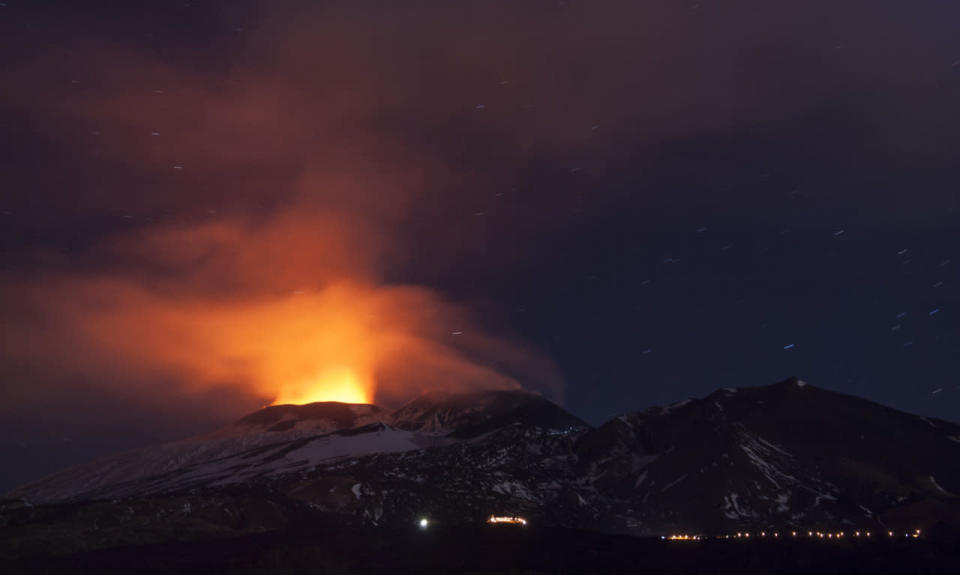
[0,202,563,416]
[488,516,528,525]
[272,366,372,405]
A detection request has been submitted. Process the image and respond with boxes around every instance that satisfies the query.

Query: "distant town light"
[667,526,920,545]
[488,515,527,526]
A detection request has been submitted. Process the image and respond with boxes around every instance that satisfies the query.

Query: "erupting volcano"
[4,0,960,572]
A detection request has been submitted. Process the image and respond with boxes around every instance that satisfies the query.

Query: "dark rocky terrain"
[576,378,960,534]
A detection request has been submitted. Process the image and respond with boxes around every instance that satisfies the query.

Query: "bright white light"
[419,518,429,529]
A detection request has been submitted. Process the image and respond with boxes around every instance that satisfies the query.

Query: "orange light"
[272,366,372,405]
[488,515,527,526]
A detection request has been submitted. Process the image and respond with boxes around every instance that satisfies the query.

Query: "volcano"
[2,380,959,561]
[2,389,585,506]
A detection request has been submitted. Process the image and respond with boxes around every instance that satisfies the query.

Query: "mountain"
[2,379,959,560]
[2,402,391,505]
[575,377,960,534]
[203,402,389,439]
[390,389,586,437]
[2,389,581,505]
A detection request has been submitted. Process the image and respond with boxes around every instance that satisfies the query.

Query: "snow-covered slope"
[575,377,960,533]
[5,379,959,544]
[390,389,586,437]
[201,402,389,439]
[74,424,448,501]
[5,389,578,504]
[4,430,312,504]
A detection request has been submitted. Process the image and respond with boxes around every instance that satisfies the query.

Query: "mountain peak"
[204,401,387,439]
[390,388,586,438]
[579,377,960,533]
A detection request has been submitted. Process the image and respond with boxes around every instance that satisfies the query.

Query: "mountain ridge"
[3,378,959,560]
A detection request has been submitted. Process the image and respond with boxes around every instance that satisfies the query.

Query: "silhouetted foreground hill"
[6,524,960,575]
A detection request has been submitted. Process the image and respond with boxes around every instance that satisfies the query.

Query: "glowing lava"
[271,366,372,405]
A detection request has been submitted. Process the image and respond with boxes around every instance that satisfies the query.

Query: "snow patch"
[739,435,796,489]
[929,476,951,495]
[813,492,838,506]
[491,481,537,501]
[634,470,648,488]
[722,493,753,519]
[352,483,363,499]
[286,426,426,464]
[661,474,688,492]
[668,399,693,410]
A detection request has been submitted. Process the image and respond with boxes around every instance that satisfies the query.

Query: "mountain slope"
[203,402,389,439]
[3,378,959,560]
[4,389,582,505]
[576,377,960,533]
[390,389,587,438]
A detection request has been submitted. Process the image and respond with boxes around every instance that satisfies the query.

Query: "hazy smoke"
[1,204,562,412]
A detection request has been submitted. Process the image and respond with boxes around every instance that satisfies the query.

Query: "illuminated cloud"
[0,202,562,412]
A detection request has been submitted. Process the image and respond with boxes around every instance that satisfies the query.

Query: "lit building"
[487,515,528,526]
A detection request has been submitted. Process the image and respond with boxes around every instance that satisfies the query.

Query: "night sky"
[2,0,959,492]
